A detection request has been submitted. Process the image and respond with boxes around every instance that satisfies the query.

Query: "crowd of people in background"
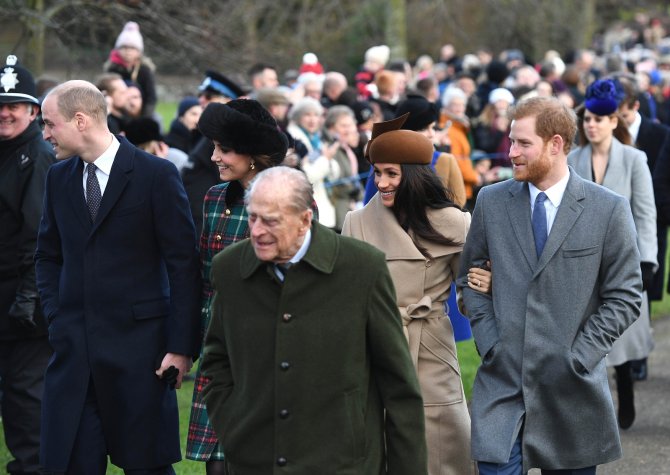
[91,18,670,219]
[2,11,670,475]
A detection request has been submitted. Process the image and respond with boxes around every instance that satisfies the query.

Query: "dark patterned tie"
[274,262,293,282]
[86,163,102,221]
[532,192,548,257]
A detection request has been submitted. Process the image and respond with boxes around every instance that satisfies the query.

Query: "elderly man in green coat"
[201,166,428,475]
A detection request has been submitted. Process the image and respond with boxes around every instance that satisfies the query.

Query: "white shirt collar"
[289,228,311,264]
[528,170,570,209]
[89,135,120,175]
[628,112,642,144]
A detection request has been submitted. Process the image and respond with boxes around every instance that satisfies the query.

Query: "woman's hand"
[467,262,492,294]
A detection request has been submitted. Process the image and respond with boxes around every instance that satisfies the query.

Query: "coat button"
[215,234,222,241]
[282,313,292,322]
[277,457,287,466]
[280,361,290,371]
[279,409,289,419]
[225,208,231,215]
[425,261,432,267]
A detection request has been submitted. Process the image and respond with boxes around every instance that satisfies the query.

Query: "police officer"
[0,54,54,475]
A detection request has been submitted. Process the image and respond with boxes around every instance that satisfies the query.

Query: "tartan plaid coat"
[187,180,248,461]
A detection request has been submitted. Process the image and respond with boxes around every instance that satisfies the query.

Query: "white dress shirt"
[83,135,120,197]
[528,171,570,234]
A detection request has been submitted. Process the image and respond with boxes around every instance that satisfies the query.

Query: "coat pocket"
[132,298,170,320]
[343,389,365,462]
[109,201,146,218]
[562,246,599,258]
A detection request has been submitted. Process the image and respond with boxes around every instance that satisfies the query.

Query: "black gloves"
[8,289,37,329]
[160,366,179,389]
[641,262,655,292]
[155,353,179,389]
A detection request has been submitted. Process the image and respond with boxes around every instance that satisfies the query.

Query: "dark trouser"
[0,337,52,475]
[649,222,666,300]
[58,380,175,475]
[477,435,597,475]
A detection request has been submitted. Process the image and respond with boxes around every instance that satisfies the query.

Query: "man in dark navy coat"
[36,80,201,475]
[616,74,670,383]
[617,74,670,302]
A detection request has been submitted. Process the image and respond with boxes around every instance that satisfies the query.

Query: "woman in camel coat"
[342,114,478,475]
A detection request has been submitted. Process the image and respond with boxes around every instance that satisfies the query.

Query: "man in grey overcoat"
[457,96,642,474]
[201,166,428,475]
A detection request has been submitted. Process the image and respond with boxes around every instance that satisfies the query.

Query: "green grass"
[457,339,479,401]
[0,318,663,472]
[155,102,177,133]
[651,235,670,318]
[0,345,478,474]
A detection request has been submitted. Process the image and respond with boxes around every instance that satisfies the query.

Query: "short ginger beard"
[515,141,553,186]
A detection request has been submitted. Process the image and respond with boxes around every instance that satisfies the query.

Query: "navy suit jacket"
[636,117,670,298]
[35,136,201,471]
[637,115,670,175]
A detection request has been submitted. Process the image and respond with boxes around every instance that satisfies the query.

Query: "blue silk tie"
[532,192,548,258]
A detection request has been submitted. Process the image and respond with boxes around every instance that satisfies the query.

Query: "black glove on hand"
[8,294,37,330]
[641,262,655,292]
[161,366,179,389]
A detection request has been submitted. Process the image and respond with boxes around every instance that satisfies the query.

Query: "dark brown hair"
[574,104,632,147]
[391,164,459,258]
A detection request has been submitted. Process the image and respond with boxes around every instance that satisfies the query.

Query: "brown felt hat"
[365,113,434,165]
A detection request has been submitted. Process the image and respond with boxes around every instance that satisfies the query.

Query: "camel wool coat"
[342,193,476,475]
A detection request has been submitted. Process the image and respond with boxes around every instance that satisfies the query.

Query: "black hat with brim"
[198,70,245,100]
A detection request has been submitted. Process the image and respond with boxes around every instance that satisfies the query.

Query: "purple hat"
[584,79,623,116]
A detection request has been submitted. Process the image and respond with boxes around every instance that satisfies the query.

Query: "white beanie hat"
[115,21,144,52]
[365,45,390,67]
[488,87,515,105]
[442,86,467,108]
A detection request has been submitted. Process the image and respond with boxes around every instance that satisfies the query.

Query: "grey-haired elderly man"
[201,166,428,475]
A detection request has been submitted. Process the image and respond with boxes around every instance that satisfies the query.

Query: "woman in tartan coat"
[186,99,290,474]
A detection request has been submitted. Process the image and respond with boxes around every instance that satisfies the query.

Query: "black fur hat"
[124,117,162,146]
[198,99,288,164]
